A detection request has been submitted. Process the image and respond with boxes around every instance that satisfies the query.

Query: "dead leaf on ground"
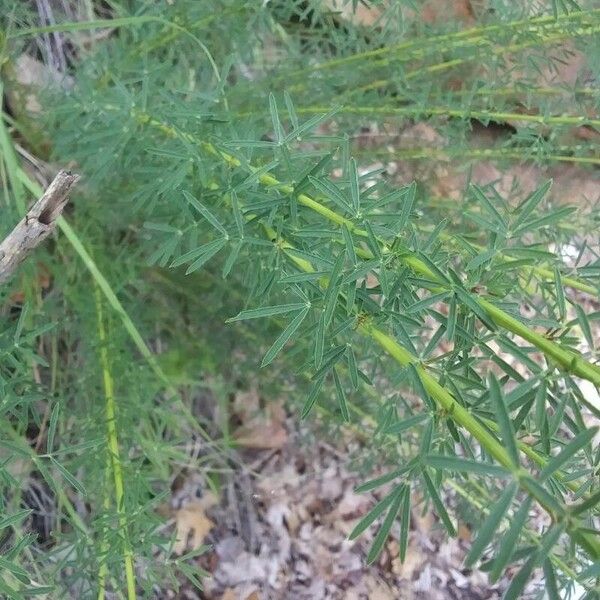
[174,500,214,554]
[233,401,288,450]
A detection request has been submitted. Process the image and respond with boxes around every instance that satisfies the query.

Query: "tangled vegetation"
[1,1,599,598]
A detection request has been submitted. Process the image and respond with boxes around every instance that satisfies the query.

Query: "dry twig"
[0,169,79,284]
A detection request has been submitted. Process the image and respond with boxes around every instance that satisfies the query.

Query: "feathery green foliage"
[1,0,600,597]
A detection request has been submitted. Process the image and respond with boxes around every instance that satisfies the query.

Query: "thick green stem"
[269,225,600,557]
[134,112,600,386]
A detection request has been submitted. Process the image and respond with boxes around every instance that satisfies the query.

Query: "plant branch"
[0,169,79,285]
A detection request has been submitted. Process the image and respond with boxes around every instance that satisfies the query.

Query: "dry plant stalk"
[0,169,79,284]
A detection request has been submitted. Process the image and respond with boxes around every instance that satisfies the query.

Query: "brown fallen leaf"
[457,522,471,542]
[233,401,288,450]
[174,500,214,554]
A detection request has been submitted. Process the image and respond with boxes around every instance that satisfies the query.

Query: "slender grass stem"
[95,286,137,600]
[291,105,600,130]
[15,172,175,387]
[355,24,600,89]
[97,458,112,600]
[281,9,600,78]
[364,146,600,168]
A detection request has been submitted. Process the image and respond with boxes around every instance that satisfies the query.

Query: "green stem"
[263,222,600,558]
[145,125,600,557]
[134,113,600,386]
[281,9,600,78]
[291,105,600,129]
[95,287,136,600]
[211,142,600,385]
[15,168,221,449]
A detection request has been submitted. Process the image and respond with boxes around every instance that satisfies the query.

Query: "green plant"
[1,1,600,598]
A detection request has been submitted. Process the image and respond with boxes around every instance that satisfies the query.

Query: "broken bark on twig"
[0,170,79,284]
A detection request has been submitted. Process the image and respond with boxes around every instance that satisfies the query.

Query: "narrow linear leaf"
[183,190,228,236]
[425,455,509,478]
[231,190,244,236]
[465,482,517,567]
[227,303,306,322]
[355,462,416,493]
[470,184,507,231]
[170,238,225,268]
[512,180,552,230]
[347,345,359,390]
[422,470,456,536]
[543,558,560,600]
[553,266,566,322]
[46,402,60,455]
[490,497,532,582]
[222,239,242,278]
[446,295,457,342]
[0,557,30,584]
[489,374,519,467]
[397,181,416,231]
[333,368,350,422]
[455,287,496,331]
[521,477,565,516]
[513,206,576,236]
[185,238,227,273]
[283,90,298,131]
[314,311,325,369]
[301,374,325,419]
[261,306,310,367]
[503,525,564,600]
[349,157,360,214]
[575,303,595,350]
[366,488,404,564]
[399,485,411,563]
[286,106,340,142]
[269,92,284,144]
[50,457,86,496]
[503,555,537,600]
[385,413,429,435]
[572,486,600,516]
[342,223,357,266]
[308,176,352,213]
[0,509,32,530]
[349,487,400,540]
[540,427,597,481]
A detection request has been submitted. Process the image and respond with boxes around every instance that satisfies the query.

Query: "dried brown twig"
[0,169,79,284]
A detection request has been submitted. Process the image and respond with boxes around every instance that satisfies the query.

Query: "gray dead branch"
[0,170,79,284]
